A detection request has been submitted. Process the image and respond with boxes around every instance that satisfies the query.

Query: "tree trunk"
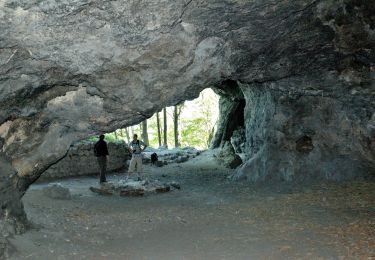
[174,106,179,148]
[207,126,215,148]
[142,120,149,145]
[114,130,118,140]
[156,112,162,147]
[125,128,130,143]
[163,108,168,148]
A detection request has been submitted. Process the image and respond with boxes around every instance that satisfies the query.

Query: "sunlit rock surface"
[0,0,374,240]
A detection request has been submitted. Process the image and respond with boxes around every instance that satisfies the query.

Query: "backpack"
[151,153,158,163]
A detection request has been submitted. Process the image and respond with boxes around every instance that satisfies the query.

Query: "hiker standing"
[127,134,147,180]
[94,134,109,184]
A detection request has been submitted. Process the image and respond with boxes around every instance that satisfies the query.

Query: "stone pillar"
[0,153,29,235]
[211,80,246,149]
[211,96,245,149]
[0,151,31,259]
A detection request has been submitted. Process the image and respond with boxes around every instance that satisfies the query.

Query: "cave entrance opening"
[97,87,221,151]
[37,88,222,181]
[29,81,251,199]
[31,80,251,185]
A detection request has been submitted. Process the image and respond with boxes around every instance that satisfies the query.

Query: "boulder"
[176,156,189,163]
[216,142,243,169]
[230,128,246,154]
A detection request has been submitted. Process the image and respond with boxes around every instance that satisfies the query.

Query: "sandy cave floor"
[9,151,375,259]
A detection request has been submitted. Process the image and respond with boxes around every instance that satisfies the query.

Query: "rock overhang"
[0,0,373,182]
[0,3,373,248]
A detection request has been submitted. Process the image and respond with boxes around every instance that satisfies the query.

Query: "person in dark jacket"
[94,134,109,183]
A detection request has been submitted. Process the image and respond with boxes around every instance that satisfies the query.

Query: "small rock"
[228,154,242,169]
[176,156,188,163]
[155,186,170,193]
[169,182,181,190]
[89,187,113,196]
[43,184,71,200]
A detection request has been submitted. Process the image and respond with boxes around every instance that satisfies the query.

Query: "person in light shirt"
[127,134,147,180]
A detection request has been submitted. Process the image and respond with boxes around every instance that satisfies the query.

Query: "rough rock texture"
[42,184,71,200]
[215,141,243,169]
[0,0,374,241]
[233,82,375,181]
[211,80,245,149]
[40,141,129,180]
[89,179,180,197]
[230,127,246,154]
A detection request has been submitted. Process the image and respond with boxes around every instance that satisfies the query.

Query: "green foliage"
[82,133,125,144]
[180,118,210,147]
[85,88,219,149]
[105,133,125,143]
[178,88,219,149]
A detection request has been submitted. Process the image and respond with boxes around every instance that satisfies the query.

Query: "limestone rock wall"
[230,127,246,154]
[40,142,129,180]
[233,82,375,182]
[211,80,245,149]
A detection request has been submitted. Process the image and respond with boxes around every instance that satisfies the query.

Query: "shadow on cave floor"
[10,151,375,259]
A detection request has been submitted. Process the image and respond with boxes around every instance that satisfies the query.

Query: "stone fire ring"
[89,180,181,197]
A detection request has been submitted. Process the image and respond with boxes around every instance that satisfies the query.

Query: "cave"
[0,0,374,258]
